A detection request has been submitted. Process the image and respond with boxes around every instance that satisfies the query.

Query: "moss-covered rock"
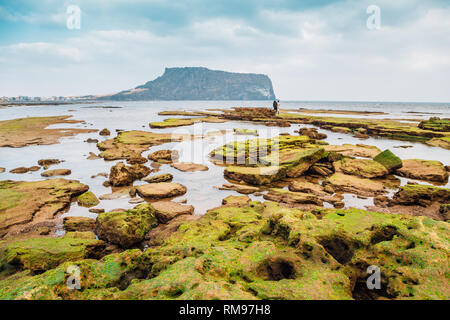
[1,203,449,300]
[373,149,402,172]
[0,236,105,274]
[143,173,173,183]
[77,191,99,208]
[263,189,323,206]
[63,217,96,232]
[233,128,258,136]
[393,184,450,207]
[224,166,286,185]
[109,162,151,187]
[418,118,450,132]
[95,204,158,248]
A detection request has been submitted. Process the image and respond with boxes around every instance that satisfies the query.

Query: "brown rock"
[10,167,30,174]
[0,167,5,173]
[28,166,40,172]
[99,128,110,136]
[109,162,151,186]
[216,183,259,195]
[325,173,386,197]
[41,169,71,177]
[148,149,179,162]
[63,216,96,232]
[85,138,99,143]
[333,158,389,178]
[38,159,61,167]
[263,188,322,205]
[395,159,449,183]
[145,215,199,247]
[89,208,105,213]
[136,182,187,199]
[222,195,251,207]
[126,156,148,164]
[170,162,209,172]
[298,127,327,140]
[152,201,194,223]
[87,152,101,160]
[143,173,173,183]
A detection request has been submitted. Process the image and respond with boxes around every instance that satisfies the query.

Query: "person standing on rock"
[276,100,280,115]
[273,100,278,114]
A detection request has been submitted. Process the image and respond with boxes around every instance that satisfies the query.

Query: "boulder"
[333,158,389,178]
[298,128,327,140]
[152,201,194,223]
[224,166,285,185]
[10,167,30,174]
[99,128,110,136]
[77,191,99,207]
[392,184,450,207]
[41,169,71,177]
[148,149,179,162]
[170,162,209,172]
[288,180,327,196]
[95,203,158,248]
[395,159,449,183]
[136,182,187,199]
[38,159,62,167]
[143,173,173,183]
[325,173,386,196]
[109,162,151,186]
[222,195,251,207]
[63,216,96,232]
[323,144,381,158]
[263,188,323,205]
[0,167,5,173]
[373,150,402,172]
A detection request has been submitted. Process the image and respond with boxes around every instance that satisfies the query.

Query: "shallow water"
[0,101,449,224]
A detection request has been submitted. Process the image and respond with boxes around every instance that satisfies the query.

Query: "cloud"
[0,0,449,101]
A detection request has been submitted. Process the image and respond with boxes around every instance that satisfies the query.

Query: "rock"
[87,152,101,160]
[38,159,62,167]
[224,166,285,185]
[288,180,327,196]
[143,173,173,183]
[222,195,251,207]
[41,169,71,177]
[331,127,352,134]
[324,144,381,158]
[148,149,179,162]
[85,138,99,143]
[10,167,30,174]
[152,201,194,223]
[95,203,158,248]
[126,156,148,164]
[353,133,369,139]
[29,166,41,172]
[333,158,389,178]
[392,184,450,207]
[373,150,402,172]
[395,159,449,183]
[91,172,108,178]
[263,188,323,205]
[0,167,5,173]
[89,208,105,213]
[109,162,151,187]
[298,128,327,140]
[325,173,386,196]
[77,191,100,208]
[170,162,209,172]
[216,183,259,195]
[309,164,333,176]
[63,216,96,232]
[439,204,449,221]
[0,236,105,273]
[373,195,391,207]
[99,128,110,136]
[446,165,450,172]
[64,231,97,240]
[418,117,450,132]
[0,179,88,238]
[103,181,111,187]
[129,198,145,204]
[145,215,199,247]
[99,188,130,200]
[136,182,187,199]
[234,129,258,136]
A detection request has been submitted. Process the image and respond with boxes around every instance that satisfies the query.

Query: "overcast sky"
[1,0,449,102]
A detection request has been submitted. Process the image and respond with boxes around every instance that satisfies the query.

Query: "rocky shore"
[0,107,449,300]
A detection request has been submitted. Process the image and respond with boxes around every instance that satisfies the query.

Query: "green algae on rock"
[77,191,100,208]
[418,118,450,132]
[95,204,158,248]
[393,184,450,207]
[1,203,448,300]
[233,128,258,136]
[0,236,105,274]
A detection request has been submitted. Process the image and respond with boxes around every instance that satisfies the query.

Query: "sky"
[0,0,449,102]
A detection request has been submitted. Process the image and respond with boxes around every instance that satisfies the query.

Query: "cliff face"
[106,67,275,101]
